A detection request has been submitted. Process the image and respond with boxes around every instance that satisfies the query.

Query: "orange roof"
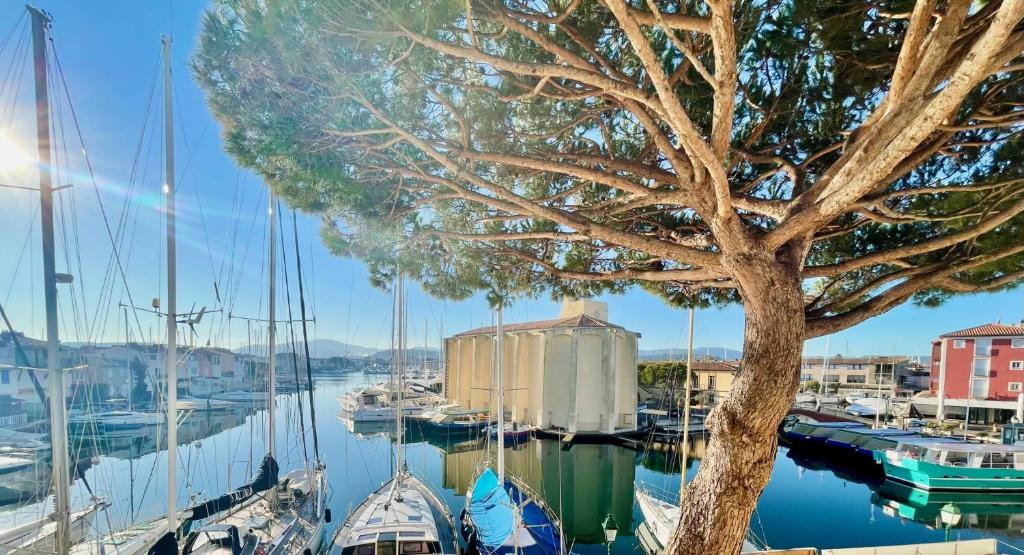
[453,314,624,337]
[941,323,1024,338]
[690,360,740,372]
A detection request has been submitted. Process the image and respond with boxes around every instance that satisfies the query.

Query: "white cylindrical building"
[444,300,639,434]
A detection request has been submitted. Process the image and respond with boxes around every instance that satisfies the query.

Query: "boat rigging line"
[278,200,310,464]
[292,209,321,461]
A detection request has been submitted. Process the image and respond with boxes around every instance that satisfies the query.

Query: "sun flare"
[0,136,31,175]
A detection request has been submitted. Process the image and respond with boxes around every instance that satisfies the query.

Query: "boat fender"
[325,508,332,523]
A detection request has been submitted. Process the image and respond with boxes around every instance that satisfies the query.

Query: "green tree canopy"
[195,0,1024,328]
[194,1,1024,552]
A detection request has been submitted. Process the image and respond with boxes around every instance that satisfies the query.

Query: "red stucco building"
[928,322,1024,423]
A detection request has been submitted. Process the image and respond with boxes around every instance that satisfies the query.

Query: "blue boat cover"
[467,468,515,552]
[466,468,561,555]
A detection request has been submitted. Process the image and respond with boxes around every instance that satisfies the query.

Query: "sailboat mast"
[822,336,831,397]
[395,275,404,478]
[161,34,179,534]
[268,194,277,462]
[29,7,70,552]
[495,304,504,486]
[680,307,694,500]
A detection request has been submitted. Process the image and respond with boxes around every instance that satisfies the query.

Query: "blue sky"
[0,1,1020,357]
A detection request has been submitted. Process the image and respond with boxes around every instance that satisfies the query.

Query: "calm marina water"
[4,373,1024,552]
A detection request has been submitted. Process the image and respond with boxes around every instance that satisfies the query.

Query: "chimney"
[559,298,609,321]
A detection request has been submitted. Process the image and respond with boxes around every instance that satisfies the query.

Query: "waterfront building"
[689,360,740,406]
[76,344,150,401]
[918,322,1024,424]
[799,355,907,394]
[897,359,932,393]
[0,331,77,413]
[444,299,639,434]
[181,347,242,396]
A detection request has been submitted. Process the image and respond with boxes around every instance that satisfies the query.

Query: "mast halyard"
[495,304,504,487]
[161,34,179,535]
[680,308,695,501]
[29,6,71,552]
[268,194,277,464]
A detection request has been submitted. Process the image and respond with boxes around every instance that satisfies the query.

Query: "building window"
[800,374,812,381]
[1012,361,1024,371]
[973,358,991,377]
[846,375,866,384]
[823,375,840,383]
[971,379,989,399]
[975,338,992,356]
[1011,383,1022,392]
[953,340,966,349]
[1014,339,1024,349]
[0,370,8,384]
[707,375,716,391]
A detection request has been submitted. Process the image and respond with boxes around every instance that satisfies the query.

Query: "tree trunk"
[667,254,806,554]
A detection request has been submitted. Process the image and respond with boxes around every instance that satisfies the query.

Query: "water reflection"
[437,439,636,544]
[6,375,1024,553]
[872,480,1024,539]
[0,409,253,510]
[778,442,1024,549]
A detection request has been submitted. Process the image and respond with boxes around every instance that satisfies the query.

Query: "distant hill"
[369,347,441,362]
[235,339,376,358]
[639,347,742,361]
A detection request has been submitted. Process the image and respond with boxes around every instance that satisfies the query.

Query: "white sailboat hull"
[1,500,107,554]
[635,488,761,555]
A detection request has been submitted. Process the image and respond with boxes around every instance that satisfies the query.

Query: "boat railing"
[634,480,681,506]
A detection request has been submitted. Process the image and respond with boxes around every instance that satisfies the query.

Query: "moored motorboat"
[208,390,267,406]
[877,442,1024,492]
[822,427,917,459]
[177,397,234,412]
[67,410,163,434]
[423,409,493,434]
[779,421,862,447]
[487,422,535,446]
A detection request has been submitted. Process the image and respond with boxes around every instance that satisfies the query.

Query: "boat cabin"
[429,409,490,426]
[182,524,242,555]
[336,485,445,555]
[891,442,1024,469]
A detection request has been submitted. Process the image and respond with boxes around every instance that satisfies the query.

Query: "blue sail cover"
[465,467,562,555]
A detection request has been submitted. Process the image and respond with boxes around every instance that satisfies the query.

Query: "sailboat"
[331,275,460,555]
[56,30,325,554]
[173,191,328,552]
[461,305,563,555]
[0,7,108,553]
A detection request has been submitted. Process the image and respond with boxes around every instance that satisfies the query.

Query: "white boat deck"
[334,473,455,555]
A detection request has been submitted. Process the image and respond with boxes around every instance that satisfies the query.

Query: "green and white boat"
[875,441,1024,492]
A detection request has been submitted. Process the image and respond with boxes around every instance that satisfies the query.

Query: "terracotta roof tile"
[941,323,1024,338]
[453,314,624,337]
[689,360,740,372]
